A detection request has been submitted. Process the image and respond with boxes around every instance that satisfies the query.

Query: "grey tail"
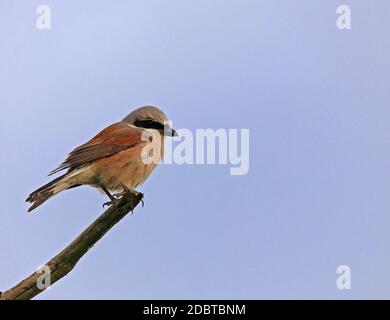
[26,172,74,212]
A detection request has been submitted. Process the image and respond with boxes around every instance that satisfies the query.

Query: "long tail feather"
[26,173,73,212]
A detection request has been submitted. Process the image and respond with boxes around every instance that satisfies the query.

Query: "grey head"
[122,106,177,137]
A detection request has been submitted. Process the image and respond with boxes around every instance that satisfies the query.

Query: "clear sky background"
[0,1,389,299]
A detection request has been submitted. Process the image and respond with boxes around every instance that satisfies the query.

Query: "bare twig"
[0,191,143,300]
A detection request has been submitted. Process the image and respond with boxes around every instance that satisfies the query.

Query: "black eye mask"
[134,119,164,130]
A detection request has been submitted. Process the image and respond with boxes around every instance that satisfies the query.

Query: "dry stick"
[0,191,143,300]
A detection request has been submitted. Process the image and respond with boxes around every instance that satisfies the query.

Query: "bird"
[26,106,177,212]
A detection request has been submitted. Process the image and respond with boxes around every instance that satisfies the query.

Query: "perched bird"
[26,106,177,212]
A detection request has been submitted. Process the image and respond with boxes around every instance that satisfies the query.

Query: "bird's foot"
[102,186,144,209]
[136,192,144,208]
[102,198,119,208]
[102,187,120,208]
[118,185,144,207]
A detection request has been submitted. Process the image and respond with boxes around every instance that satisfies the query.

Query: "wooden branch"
[0,191,143,300]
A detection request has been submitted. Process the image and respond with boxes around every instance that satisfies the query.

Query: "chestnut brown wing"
[49,123,144,175]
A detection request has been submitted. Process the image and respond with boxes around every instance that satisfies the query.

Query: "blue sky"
[0,0,389,299]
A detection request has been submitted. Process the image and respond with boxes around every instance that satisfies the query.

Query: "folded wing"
[49,122,144,175]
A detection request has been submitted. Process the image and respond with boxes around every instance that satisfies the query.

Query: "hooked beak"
[165,125,178,137]
[164,124,179,137]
